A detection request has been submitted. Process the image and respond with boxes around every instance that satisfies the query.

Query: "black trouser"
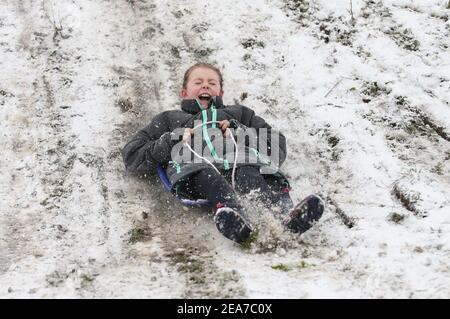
[184,165,293,214]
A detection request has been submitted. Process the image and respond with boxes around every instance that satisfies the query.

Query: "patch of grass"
[271,263,291,271]
[242,53,251,61]
[413,246,424,253]
[361,81,391,98]
[166,247,205,274]
[241,38,265,49]
[0,89,14,97]
[285,0,309,13]
[327,136,340,148]
[392,184,427,217]
[46,271,69,287]
[81,274,94,282]
[78,153,104,169]
[361,0,392,19]
[189,274,206,284]
[318,16,356,46]
[128,227,152,244]
[283,0,310,26]
[308,127,344,162]
[327,196,356,229]
[331,149,342,162]
[167,249,189,264]
[395,95,409,106]
[40,198,49,206]
[403,118,431,136]
[193,48,213,59]
[385,27,420,51]
[394,97,450,141]
[80,274,95,288]
[117,97,133,113]
[170,46,180,59]
[387,212,406,224]
[239,231,259,250]
[431,162,444,175]
[412,109,450,142]
[101,184,108,200]
[172,9,192,18]
[385,133,406,143]
[430,12,449,22]
[323,130,342,161]
[178,261,203,273]
[256,95,278,108]
[297,260,311,269]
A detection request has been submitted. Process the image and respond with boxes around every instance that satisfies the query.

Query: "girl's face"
[180,67,223,108]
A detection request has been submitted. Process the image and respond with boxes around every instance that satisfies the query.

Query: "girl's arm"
[122,112,180,173]
[242,106,287,167]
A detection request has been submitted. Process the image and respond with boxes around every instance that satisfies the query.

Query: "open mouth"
[198,93,212,102]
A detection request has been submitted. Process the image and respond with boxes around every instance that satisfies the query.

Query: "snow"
[0,0,449,298]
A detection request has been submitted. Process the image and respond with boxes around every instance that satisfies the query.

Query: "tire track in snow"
[43,0,186,297]
[118,0,249,298]
[0,0,43,278]
[1,0,183,297]
[0,0,78,293]
[2,0,113,296]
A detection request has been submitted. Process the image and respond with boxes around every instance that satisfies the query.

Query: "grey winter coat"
[122,97,288,193]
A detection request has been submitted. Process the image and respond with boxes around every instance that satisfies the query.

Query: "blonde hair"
[182,63,223,89]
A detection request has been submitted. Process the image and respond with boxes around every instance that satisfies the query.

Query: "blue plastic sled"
[156,164,212,208]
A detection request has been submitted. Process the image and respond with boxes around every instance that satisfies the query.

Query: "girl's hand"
[218,120,231,137]
[183,128,194,142]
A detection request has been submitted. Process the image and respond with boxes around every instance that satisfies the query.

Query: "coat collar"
[181,96,225,114]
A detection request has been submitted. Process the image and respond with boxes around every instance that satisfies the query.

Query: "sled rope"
[184,120,239,190]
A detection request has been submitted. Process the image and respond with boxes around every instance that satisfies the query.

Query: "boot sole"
[214,209,253,243]
[283,195,325,234]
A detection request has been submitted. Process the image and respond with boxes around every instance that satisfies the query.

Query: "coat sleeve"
[241,106,287,167]
[122,112,180,173]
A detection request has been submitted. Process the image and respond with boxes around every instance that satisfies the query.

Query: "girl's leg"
[234,165,272,200]
[234,165,293,213]
[234,167,324,235]
[185,168,252,243]
[185,167,241,210]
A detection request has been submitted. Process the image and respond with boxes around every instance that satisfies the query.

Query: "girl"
[122,63,324,243]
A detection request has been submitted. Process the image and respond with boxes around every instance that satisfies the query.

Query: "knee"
[236,165,260,180]
[198,167,221,181]
[235,166,264,191]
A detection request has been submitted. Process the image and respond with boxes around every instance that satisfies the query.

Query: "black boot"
[282,195,324,234]
[214,206,253,243]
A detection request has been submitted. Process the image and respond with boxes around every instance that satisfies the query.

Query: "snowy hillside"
[0,0,449,298]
